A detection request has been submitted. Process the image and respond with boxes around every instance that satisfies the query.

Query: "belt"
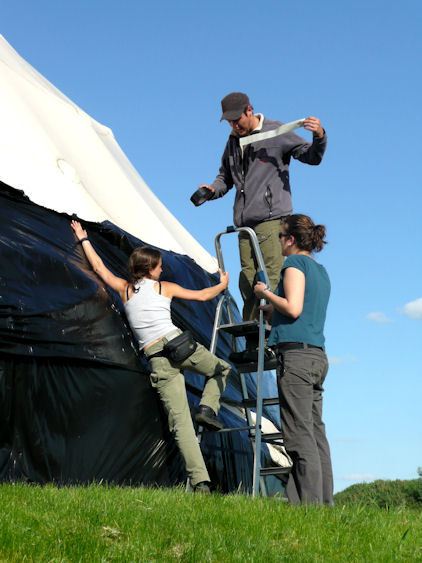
[274,342,324,352]
[147,351,166,360]
[144,329,181,360]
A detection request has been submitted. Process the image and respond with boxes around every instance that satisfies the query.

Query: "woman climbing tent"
[71,220,233,493]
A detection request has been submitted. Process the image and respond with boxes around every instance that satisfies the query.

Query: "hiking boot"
[195,405,224,431]
[193,481,211,493]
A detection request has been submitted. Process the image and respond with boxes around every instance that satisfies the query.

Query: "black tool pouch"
[190,186,213,207]
[163,331,197,363]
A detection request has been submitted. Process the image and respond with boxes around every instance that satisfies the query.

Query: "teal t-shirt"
[267,254,330,348]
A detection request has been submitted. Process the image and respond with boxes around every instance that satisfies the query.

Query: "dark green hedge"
[334,479,422,509]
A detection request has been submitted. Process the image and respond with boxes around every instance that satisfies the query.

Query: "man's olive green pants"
[145,330,232,487]
[238,218,285,331]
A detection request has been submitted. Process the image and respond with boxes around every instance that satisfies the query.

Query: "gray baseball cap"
[220,92,250,121]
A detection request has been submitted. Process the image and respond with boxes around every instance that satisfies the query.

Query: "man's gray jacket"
[211,115,327,227]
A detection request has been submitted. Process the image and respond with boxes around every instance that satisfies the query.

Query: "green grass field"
[1,482,421,561]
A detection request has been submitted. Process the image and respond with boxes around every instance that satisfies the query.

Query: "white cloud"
[328,355,359,366]
[366,312,392,323]
[343,474,375,482]
[401,297,422,319]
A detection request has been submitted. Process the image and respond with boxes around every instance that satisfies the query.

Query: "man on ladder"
[197,92,327,363]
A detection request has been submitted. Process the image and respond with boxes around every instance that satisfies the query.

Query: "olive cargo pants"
[238,218,284,326]
[145,330,232,487]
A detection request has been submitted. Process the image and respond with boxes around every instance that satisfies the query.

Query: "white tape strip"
[239,118,305,148]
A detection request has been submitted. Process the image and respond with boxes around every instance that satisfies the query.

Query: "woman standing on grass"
[254,214,333,505]
[71,220,232,493]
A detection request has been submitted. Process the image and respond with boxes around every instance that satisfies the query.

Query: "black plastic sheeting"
[0,182,282,492]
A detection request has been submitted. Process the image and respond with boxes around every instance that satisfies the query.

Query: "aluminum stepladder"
[207,225,290,497]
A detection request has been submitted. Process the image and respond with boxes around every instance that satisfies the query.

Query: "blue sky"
[3,0,421,493]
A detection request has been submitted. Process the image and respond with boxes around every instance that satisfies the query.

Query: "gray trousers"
[276,346,333,505]
[145,330,232,487]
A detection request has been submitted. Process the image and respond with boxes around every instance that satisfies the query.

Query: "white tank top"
[124,278,178,350]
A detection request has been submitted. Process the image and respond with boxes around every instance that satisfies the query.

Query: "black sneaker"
[193,481,211,493]
[230,348,276,364]
[229,350,249,363]
[195,405,224,431]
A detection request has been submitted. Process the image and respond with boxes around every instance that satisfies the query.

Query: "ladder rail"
[210,291,238,354]
[215,227,270,286]
[210,294,226,355]
[252,306,266,496]
[210,293,257,445]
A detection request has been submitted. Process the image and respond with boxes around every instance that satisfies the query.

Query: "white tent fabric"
[223,404,292,469]
[0,36,217,273]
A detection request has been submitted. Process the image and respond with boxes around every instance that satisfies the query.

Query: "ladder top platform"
[219,320,272,337]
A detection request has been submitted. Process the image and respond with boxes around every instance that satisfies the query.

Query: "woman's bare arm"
[160,270,229,302]
[70,220,129,301]
[254,267,305,319]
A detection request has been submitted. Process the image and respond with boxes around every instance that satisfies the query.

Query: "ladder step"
[261,432,284,442]
[241,397,279,408]
[198,425,255,435]
[260,466,291,477]
[218,321,271,337]
[198,426,283,441]
[263,397,280,406]
[236,358,278,373]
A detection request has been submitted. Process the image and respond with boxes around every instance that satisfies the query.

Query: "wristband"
[262,286,270,293]
[78,237,89,244]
